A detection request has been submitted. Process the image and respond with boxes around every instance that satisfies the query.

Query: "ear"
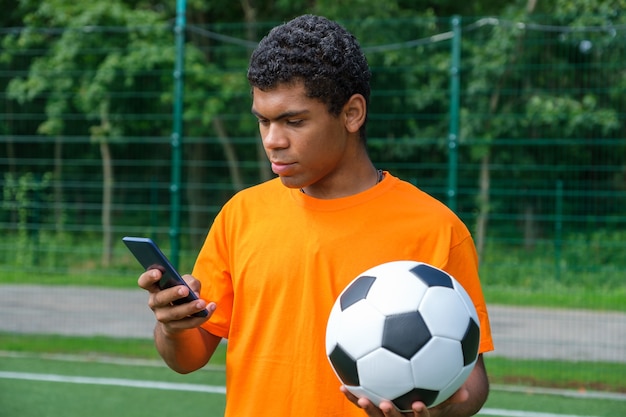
[343,94,367,134]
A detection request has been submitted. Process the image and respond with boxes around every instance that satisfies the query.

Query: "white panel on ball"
[418,287,470,340]
[334,300,386,359]
[358,348,414,399]
[410,336,464,389]
[344,386,386,408]
[452,280,480,323]
[367,275,428,316]
[325,302,342,353]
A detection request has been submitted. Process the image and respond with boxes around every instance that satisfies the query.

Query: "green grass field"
[1,352,625,417]
[1,333,625,417]
[1,252,625,416]
[0,355,226,417]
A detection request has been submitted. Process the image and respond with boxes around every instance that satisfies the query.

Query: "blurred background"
[2,1,625,296]
[1,0,625,416]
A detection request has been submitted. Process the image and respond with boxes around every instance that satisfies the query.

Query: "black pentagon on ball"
[393,387,440,410]
[410,264,453,288]
[382,311,431,360]
[461,318,480,366]
[328,344,360,386]
[340,275,376,311]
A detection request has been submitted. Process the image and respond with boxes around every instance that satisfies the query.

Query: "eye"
[257,118,270,127]
[286,119,304,127]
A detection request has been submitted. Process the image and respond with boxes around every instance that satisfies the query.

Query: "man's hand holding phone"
[137,268,214,335]
[134,255,221,375]
[124,236,214,332]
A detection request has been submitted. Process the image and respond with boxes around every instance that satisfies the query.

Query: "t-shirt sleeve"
[443,235,494,355]
[192,209,233,339]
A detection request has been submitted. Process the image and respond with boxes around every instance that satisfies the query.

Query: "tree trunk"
[184,118,245,249]
[523,203,538,250]
[240,0,272,183]
[474,0,537,261]
[475,152,490,260]
[213,117,244,191]
[100,141,113,267]
[54,136,64,234]
[185,140,211,248]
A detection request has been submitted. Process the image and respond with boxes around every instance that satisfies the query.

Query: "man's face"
[252,82,350,192]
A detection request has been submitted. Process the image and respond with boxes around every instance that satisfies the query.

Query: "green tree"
[6,0,175,265]
[3,0,623,268]
[461,0,625,256]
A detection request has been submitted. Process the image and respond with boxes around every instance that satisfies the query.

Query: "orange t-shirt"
[193,173,493,416]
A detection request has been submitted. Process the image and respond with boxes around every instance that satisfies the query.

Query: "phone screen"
[123,236,208,318]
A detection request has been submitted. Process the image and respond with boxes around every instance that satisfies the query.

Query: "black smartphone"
[122,236,208,318]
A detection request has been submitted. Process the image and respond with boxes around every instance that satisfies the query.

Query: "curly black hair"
[247,15,371,141]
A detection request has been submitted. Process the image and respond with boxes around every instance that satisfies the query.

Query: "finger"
[357,397,385,417]
[152,286,213,319]
[158,304,210,325]
[410,401,428,416]
[377,400,407,417]
[340,385,360,406]
[182,274,201,295]
[138,269,161,291]
[150,285,196,311]
[340,386,382,417]
[412,387,468,417]
[157,311,210,335]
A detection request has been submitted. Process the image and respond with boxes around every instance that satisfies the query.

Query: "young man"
[138,14,493,417]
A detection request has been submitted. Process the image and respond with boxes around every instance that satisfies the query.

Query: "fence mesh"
[1,17,625,374]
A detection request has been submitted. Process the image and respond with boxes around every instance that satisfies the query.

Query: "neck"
[300,164,382,199]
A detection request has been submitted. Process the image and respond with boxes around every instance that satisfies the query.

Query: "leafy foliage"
[0,0,624,286]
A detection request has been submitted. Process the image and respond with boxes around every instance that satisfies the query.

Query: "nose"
[262,123,289,150]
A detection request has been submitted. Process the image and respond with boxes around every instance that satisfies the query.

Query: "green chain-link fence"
[1,16,624,300]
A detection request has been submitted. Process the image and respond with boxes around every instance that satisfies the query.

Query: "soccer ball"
[325,261,480,411]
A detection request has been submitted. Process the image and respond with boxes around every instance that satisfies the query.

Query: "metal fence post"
[170,0,186,267]
[447,15,461,212]
[555,180,563,281]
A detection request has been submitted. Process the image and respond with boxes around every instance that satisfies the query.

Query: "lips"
[271,161,296,175]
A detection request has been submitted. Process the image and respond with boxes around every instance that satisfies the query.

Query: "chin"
[277,176,303,189]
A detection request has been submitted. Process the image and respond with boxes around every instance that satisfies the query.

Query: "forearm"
[154,323,221,374]
[437,355,489,417]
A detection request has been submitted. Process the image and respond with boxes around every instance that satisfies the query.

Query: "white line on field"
[0,371,226,394]
[0,371,606,417]
[491,384,626,402]
[477,409,599,417]
[2,352,624,402]
[0,350,225,372]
